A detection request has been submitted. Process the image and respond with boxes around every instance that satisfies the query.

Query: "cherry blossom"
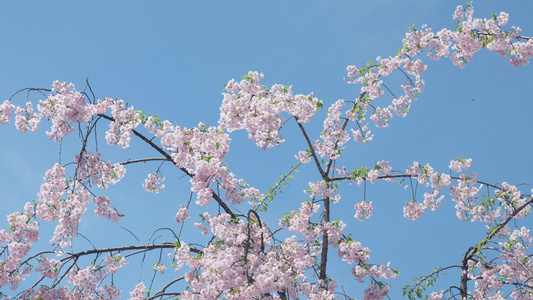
[0,3,532,300]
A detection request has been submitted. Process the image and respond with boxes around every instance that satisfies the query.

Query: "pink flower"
[143,172,165,193]
[403,201,425,220]
[154,263,167,274]
[354,201,374,221]
[0,100,15,124]
[129,282,146,300]
[496,12,509,26]
[194,222,208,235]
[174,206,190,223]
[296,150,311,164]
[104,254,128,274]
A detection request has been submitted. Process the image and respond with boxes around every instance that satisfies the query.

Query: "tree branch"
[97,113,237,219]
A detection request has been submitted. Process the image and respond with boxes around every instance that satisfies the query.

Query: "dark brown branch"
[478,197,533,249]
[148,276,186,300]
[295,120,326,179]
[97,113,237,219]
[459,247,474,299]
[324,91,369,177]
[457,197,533,298]
[146,292,182,299]
[120,158,173,165]
[65,243,202,259]
[319,196,330,281]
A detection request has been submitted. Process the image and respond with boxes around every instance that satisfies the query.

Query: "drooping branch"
[120,158,173,165]
[330,173,504,191]
[97,113,237,219]
[295,120,326,179]
[65,243,202,259]
[478,197,533,248]
[148,276,186,300]
[324,91,370,177]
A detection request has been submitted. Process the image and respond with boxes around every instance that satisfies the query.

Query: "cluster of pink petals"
[452,180,532,224]
[17,285,121,300]
[105,99,140,148]
[338,239,371,265]
[314,100,352,159]
[403,201,426,220]
[34,159,126,248]
[157,121,257,205]
[295,150,312,164]
[450,172,484,221]
[341,4,532,161]
[401,160,463,220]
[93,196,123,222]
[462,227,533,299]
[345,54,425,133]
[50,188,90,248]
[219,71,321,150]
[153,263,166,274]
[38,81,112,141]
[15,102,40,132]
[280,202,322,242]
[170,242,191,272]
[307,181,337,200]
[129,282,146,300]
[354,200,374,221]
[363,283,390,300]
[36,256,61,279]
[75,152,126,188]
[449,158,472,172]
[364,160,394,185]
[103,254,128,274]
[142,172,165,193]
[20,257,125,299]
[181,212,325,299]
[0,208,39,290]
[0,100,16,124]
[174,205,190,223]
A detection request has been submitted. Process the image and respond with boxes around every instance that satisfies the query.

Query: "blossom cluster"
[75,152,126,188]
[105,99,141,148]
[0,207,39,290]
[156,120,255,205]
[142,172,165,193]
[219,71,321,150]
[340,3,532,167]
[38,81,112,141]
[315,100,352,160]
[462,227,533,299]
[402,160,460,220]
[178,212,336,299]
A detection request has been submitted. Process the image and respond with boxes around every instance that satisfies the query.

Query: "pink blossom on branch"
[37,81,111,141]
[129,282,146,300]
[105,99,141,148]
[354,200,374,221]
[219,71,321,150]
[174,205,190,223]
[0,100,15,124]
[14,102,40,132]
[403,201,425,220]
[142,172,165,193]
[36,256,61,279]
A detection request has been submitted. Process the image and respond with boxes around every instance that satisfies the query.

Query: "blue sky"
[1,1,533,298]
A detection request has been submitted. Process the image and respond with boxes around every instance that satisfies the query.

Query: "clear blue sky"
[1,1,532,298]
